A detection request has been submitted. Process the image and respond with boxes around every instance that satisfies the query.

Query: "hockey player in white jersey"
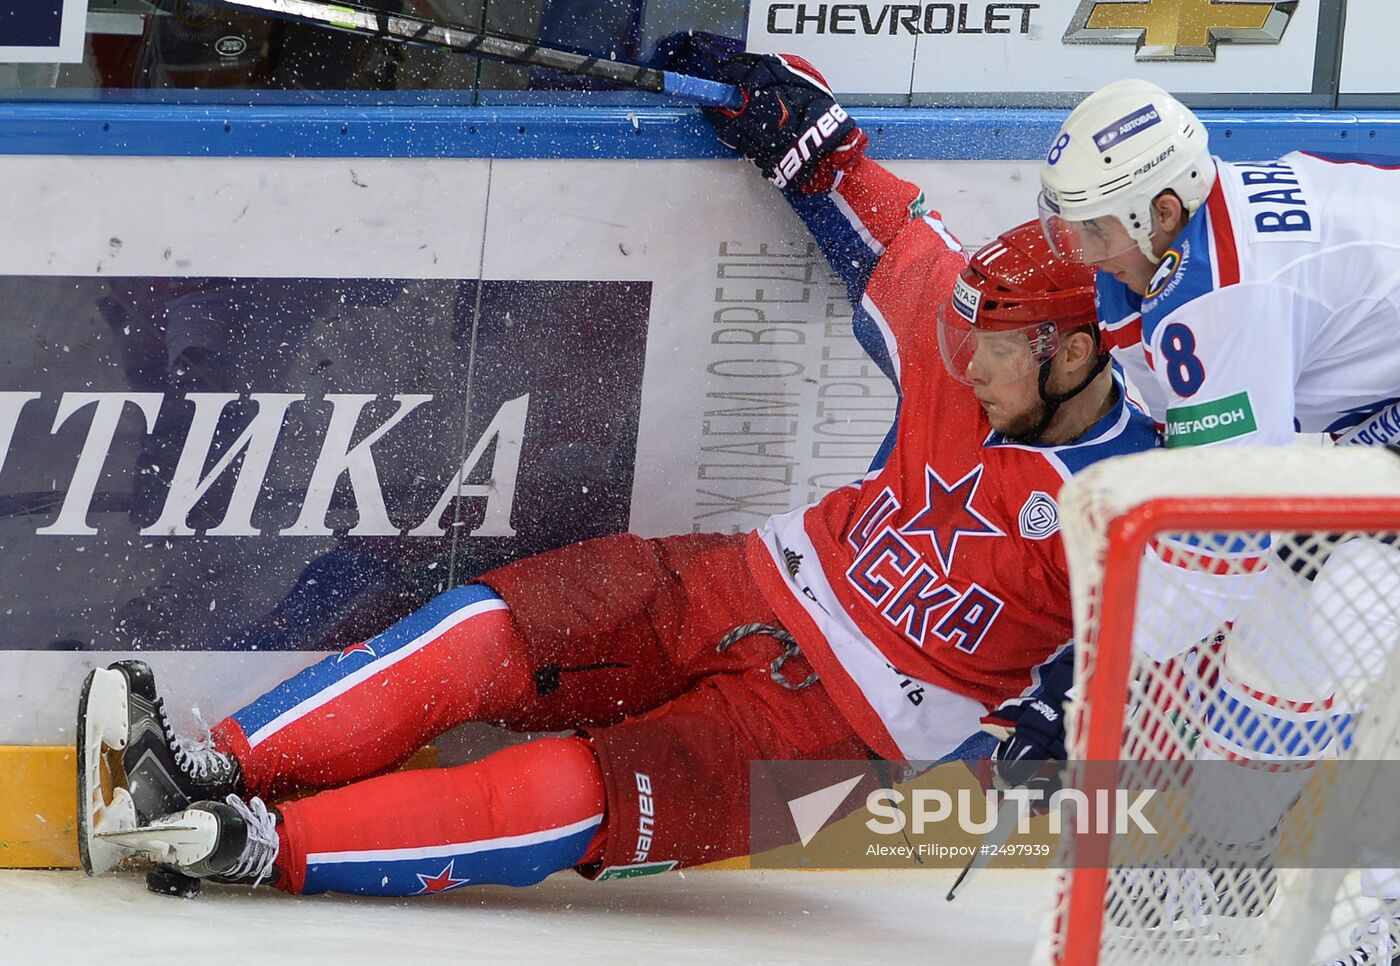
[1038,80,1400,964]
[1038,78,1400,449]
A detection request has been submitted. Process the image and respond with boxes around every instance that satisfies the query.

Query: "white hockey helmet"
[1038,79,1215,264]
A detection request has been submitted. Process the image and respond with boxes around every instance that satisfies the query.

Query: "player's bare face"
[1096,245,1158,295]
[970,366,1048,440]
[963,337,1050,439]
[939,310,1062,438]
[1042,213,1157,293]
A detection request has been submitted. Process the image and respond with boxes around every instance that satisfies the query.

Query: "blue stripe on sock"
[302,819,600,896]
[232,583,505,739]
[1204,689,1353,757]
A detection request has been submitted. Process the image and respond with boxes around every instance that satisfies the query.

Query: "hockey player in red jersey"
[76,53,1157,896]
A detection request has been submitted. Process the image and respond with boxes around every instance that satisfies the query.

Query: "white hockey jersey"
[1096,152,1400,447]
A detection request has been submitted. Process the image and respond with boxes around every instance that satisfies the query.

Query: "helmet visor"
[937,300,1062,387]
[1037,189,1140,265]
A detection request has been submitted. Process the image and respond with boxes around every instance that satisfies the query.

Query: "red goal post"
[1043,446,1400,966]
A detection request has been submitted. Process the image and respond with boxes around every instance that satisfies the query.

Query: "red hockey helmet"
[937,219,1099,386]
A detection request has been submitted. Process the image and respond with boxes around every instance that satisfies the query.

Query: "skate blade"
[1102,918,1263,957]
[1207,911,1270,955]
[96,824,200,841]
[77,667,136,876]
[92,811,219,866]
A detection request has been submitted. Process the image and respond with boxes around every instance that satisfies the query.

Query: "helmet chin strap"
[1014,345,1114,445]
[1136,231,1163,264]
[1132,212,1166,264]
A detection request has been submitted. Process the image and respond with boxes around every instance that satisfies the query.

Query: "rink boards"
[2,111,1398,866]
[0,152,1025,864]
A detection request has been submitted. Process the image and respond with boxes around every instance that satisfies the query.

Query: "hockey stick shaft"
[946,798,1021,901]
[203,0,746,109]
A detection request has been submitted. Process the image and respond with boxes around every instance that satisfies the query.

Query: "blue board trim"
[0,102,1398,160]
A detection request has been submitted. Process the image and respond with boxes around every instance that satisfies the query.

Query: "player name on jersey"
[1234,159,1317,242]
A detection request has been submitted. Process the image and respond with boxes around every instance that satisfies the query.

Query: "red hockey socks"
[213,584,536,798]
[272,735,607,895]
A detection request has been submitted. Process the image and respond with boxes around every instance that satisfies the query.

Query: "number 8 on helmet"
[1037,78,1214,266]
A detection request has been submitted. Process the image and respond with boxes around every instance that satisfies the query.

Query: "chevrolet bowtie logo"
[1065,0,1298,62]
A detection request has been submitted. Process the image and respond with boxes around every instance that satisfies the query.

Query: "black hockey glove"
[990,698,1067,797]
[983,644,1073,799]
[704,52,866,194]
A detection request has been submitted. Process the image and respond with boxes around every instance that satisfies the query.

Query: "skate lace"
[1120,867,1216,927]
[1326,908,1400,966]
[222,795,279,888]
[160,703,234,781]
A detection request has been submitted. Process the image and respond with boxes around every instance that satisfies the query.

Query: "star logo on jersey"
[415,860,471,894]
[900,465,1005,574]
[336,641,376,663]
[1064,0,1296,62]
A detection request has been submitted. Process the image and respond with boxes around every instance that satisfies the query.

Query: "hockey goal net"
[1040,446,1400,966]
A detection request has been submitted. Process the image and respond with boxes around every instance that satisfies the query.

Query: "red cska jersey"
[744,156,1159,761]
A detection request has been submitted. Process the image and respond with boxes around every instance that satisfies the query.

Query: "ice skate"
[1322,902,1400,966]
[1107,866,1214,942]
[96,795,280,888]
[77,660,242,876]
[1105,837,1277,954]
[1204,860,1278,951]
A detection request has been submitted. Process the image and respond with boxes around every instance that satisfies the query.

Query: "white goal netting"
[1040,446,1400,966]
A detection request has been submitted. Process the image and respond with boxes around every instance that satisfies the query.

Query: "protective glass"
[937,301,1061,387]
[1037,189,1140,265]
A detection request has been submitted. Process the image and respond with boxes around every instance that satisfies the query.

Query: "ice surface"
[4,867,1052,965]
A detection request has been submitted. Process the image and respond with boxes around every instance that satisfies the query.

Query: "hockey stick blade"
[202,0,745,109]
[946,797,1022,901]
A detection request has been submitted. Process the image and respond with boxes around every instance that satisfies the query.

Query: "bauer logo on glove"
[768,102,853,190]
[704,52,867,194]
